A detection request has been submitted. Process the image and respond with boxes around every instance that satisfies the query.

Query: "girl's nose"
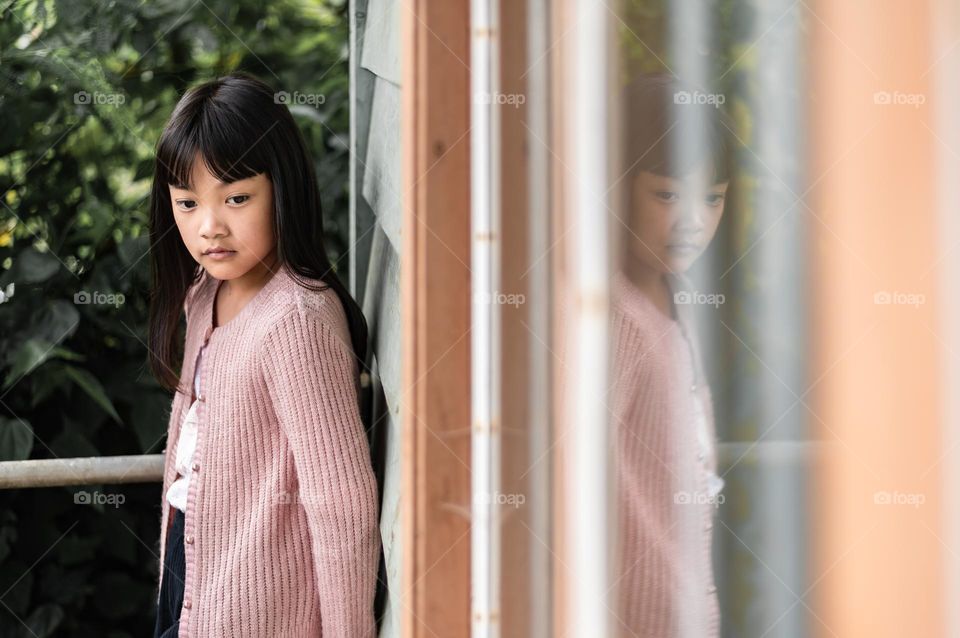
[198,208,228,238]
[675,202,706,232]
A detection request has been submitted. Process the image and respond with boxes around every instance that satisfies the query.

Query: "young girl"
[147,73,380,637]
[611,73,733,637]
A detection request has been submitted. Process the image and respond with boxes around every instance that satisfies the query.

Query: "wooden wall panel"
[401,1,473,636]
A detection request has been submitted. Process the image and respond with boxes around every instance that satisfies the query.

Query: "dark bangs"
[154,83,274,190]
[622,72,734,184]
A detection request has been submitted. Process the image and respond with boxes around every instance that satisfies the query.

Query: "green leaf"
[116,235,149,268]
[28,363,72,409]
[0,562,33,616]
[33,300,81,345]
[54,531,100,567]
[15,249,61,284]
[37,562,90,606]
[3,338,56,389]
[0,512,17,564]
[50,430,99,458]
[2,304,81,390]
[62,365,122,424]
[0,416,34,461]
[48,346,84,362]
[25,603,64,638]
[129,390,171,453]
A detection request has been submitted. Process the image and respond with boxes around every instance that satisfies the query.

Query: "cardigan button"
[197,392,206,402]
[183,600,192,609]
[185,534,194,544]
[192,462,200,472]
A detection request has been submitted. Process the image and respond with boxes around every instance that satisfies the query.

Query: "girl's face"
[169,157,277,281]
[626,165,728,275]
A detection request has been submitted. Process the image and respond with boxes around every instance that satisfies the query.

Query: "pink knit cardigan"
[610,269,721,637]
[156,265,380,637]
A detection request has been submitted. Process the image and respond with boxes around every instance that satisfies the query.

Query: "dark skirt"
[154,507,186,638]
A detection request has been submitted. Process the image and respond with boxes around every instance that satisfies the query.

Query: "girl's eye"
[226,194,251,206]
[655,191,679,203]
[175,199,197,211]
[706,193,726,206]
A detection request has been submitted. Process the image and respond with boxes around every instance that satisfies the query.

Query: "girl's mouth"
[204,249,237,260]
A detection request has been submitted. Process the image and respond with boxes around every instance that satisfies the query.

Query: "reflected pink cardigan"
[156,265,380,637]
[610,270,721,637]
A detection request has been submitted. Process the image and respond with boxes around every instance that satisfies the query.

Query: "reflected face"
[169,157,276,281]
[626,166,728,275]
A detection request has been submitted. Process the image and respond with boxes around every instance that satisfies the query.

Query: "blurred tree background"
[0,0,350,634]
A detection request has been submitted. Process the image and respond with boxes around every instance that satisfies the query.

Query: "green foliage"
[0,0,349,633]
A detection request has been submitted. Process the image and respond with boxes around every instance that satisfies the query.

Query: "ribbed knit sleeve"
[260,308,380,637]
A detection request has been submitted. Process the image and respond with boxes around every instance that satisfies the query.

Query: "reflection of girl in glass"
[611,72,734,637]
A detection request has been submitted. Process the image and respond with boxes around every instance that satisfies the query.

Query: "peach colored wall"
[808,1,944,635]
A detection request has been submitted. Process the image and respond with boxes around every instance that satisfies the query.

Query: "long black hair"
[147,72,369,396]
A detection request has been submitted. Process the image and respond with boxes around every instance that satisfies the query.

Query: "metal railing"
[0,443,832,490]
[0,455,164,489]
